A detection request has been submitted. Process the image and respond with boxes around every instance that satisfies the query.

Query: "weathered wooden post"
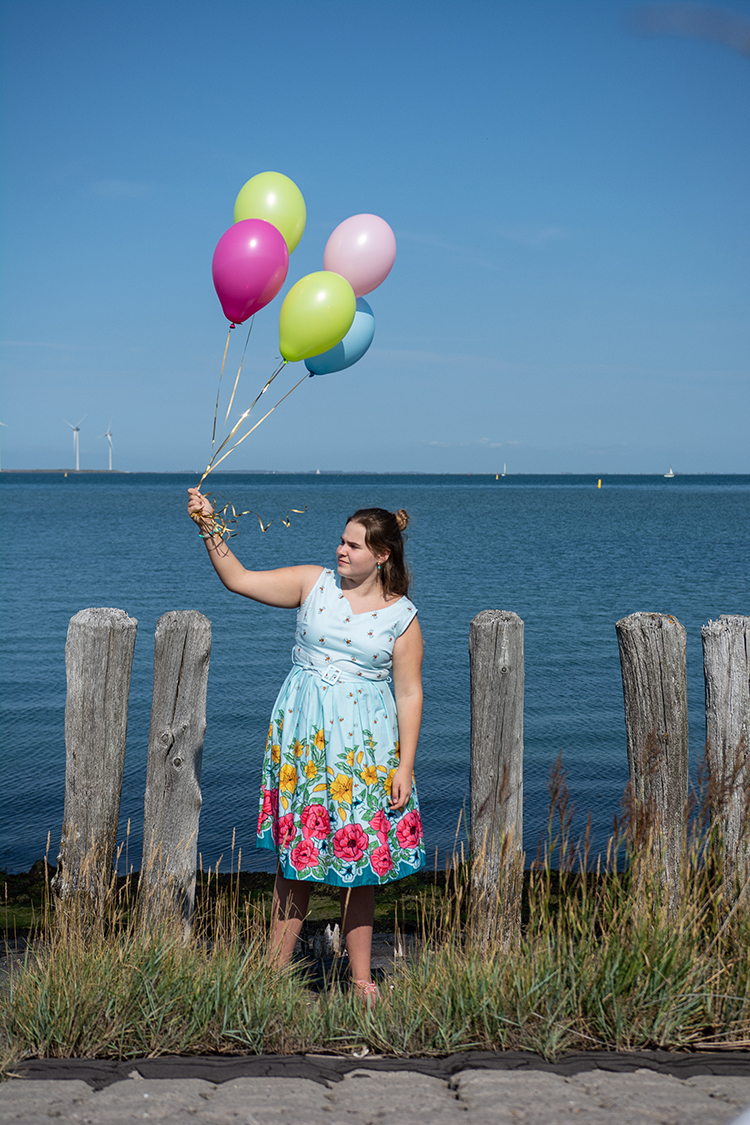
[702,615,750,889]
[469,610,524,950]
[53,607,138,906]
[615,612,689,906]
[139,610,211,934]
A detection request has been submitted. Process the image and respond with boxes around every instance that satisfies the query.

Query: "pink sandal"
[353,979,378,1006]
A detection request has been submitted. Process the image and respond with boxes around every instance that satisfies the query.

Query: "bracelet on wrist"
[198,523,222,539]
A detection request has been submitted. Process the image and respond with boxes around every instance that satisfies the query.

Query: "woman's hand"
[389,764,413,810]
[187,487,215,532]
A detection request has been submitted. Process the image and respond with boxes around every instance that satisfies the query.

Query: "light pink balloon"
[212,218,289,324]
[323,214,396,298]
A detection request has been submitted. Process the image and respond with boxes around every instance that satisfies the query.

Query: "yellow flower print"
[346,750,354,766]
[395,740,401,759]
[271,743,281,764]
[292,739,305,757]
[279,763,297,793]
[267,723,274,743]
[361,765,378,786]
[314,729,326,752]
[305,760,317,779]
[383,768,397,796]
[330,773,353,804]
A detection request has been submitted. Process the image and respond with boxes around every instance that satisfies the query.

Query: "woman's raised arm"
[188,487,320,608]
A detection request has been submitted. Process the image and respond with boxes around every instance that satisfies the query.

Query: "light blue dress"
[257,567,426,886]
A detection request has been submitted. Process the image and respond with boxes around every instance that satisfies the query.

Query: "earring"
[377,562,381,571]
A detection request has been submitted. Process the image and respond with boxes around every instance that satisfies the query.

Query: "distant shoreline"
[0,469,129,475]
[1,470,747,478]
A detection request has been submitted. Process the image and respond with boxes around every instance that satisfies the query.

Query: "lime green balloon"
[233,172,306,253]
[279,272,356,363]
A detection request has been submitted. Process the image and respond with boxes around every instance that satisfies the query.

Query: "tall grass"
[3,767,750,1069]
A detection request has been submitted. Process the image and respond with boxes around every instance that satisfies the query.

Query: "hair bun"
[394,509,409,532]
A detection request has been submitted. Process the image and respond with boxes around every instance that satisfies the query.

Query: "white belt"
[292,651,389,685]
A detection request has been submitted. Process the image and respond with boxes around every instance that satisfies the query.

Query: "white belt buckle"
[320,664,343,685]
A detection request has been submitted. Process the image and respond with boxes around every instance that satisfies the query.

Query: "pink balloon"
[323,214,396,298]
[212,219,289,324]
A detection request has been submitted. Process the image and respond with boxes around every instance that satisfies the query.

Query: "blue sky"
[1,0,748,474]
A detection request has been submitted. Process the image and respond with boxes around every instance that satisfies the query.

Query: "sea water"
[1,472,748,874]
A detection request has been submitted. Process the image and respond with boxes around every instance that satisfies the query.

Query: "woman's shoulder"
[388,593,418,635]
[299,566,332,608]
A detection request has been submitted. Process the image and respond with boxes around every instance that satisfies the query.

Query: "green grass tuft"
[3,796,750,1071]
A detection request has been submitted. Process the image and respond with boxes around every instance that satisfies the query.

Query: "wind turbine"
[97,419,114,471]
[64,416,85,471]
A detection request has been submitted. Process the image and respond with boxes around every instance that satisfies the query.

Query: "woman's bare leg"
[270,867,311,965]
[340,885,375,983]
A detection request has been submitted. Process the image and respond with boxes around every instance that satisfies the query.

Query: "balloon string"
[224,317,254,425]
[198,359,288,486]
[211,325,234,450]
[243,357,289,418]
[198,369,309,484]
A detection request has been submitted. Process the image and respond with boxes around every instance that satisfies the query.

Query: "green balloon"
[233,171,306,253]
[279,272,356,363]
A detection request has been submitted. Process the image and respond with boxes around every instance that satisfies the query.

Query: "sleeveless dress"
[256,567,426,886]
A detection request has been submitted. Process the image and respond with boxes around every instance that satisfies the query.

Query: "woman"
[187,489,425,1000]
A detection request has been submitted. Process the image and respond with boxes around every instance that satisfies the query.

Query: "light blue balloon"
[305,297,375,375]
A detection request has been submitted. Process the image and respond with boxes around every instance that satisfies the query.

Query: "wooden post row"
[469,610,524,950]
[56,603,744,937]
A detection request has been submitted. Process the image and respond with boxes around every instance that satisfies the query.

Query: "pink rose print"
[258,787,279,831]
[290,840,320,870]
[332,823,369,862]
[396,810,423,850]
[300,804,331,841]
[369,809,390,846]
[370,844,394,877]
[275,813,296,850]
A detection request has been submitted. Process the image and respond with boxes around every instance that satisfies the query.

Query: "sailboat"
[664,465,675,478]
[501,463,506,477]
